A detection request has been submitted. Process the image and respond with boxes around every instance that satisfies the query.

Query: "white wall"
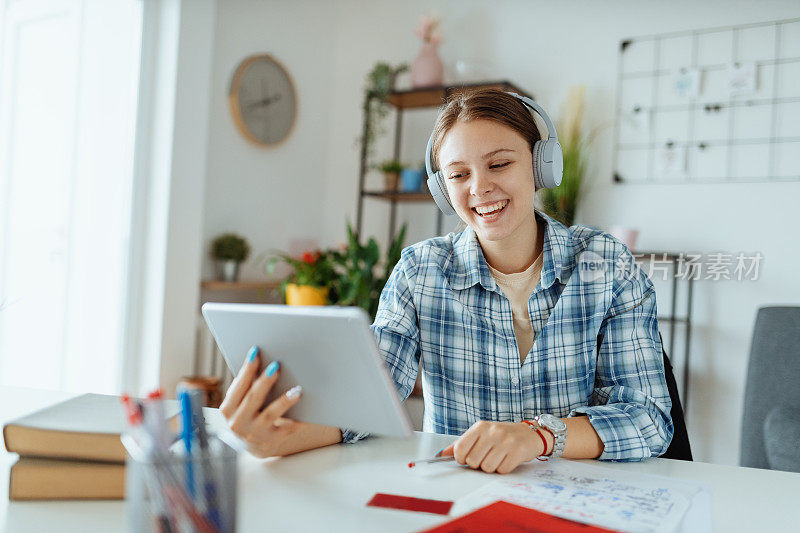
[202,0,800,465]
[202,0,338,281]
[125,0,216,397]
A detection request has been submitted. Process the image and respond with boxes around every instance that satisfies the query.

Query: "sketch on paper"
[451,460,702,533]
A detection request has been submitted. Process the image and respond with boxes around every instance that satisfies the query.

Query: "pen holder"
[123,432,238,533]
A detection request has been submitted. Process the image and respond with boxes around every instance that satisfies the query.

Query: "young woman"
[219,89,673,473]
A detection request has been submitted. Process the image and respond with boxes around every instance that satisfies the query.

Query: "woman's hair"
[431,88,542,171]
[431,88,543,232]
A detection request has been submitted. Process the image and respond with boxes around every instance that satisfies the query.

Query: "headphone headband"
[506,92,559,142]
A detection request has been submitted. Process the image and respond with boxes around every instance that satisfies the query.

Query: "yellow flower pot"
[285,283,329,306]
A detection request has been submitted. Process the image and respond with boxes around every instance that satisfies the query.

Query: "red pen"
[408,448,455,468]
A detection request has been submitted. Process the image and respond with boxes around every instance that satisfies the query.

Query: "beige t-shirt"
[487,253,544,364]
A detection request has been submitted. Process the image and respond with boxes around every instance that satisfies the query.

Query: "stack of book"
[4,393,139,500]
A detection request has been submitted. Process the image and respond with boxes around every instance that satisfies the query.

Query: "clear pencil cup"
[123,432,238,533]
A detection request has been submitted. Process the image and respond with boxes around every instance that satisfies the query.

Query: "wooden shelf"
[385,80,532,109]
[362,190,434,202]
[201,280,281,291]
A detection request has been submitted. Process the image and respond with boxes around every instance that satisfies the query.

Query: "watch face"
[230,54,297,146]
[540,414,567,432]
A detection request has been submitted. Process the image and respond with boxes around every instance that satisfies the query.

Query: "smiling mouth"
[472,200,509,218]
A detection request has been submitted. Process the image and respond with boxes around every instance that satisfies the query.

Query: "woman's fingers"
[496,450,524,474]
[234,359,281,422]
[437,444,455,457]
[453,421,485,466]
[464,438,493,470]
[257,384,304,426]
[220,345,261,418]
[479,448,507,473]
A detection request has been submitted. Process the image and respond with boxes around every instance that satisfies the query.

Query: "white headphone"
[424,91,563,216]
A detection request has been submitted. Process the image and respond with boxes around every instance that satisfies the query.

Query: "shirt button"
[511,377,519,386]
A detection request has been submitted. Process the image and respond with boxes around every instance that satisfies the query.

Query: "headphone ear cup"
[532,141,544,189]
[426,171,456,216]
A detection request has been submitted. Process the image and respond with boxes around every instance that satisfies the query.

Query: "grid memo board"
[612,17,800,184]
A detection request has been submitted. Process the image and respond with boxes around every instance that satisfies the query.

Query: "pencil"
[408,455,455,468]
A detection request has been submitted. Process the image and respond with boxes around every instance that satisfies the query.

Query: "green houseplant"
[378,159,405,190]
[211,233,251,282]
[538,85,593,227]
[329,222,407,320]
[263,250,338,305]
[358,62,408,165]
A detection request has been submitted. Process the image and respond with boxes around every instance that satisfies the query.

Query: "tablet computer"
[201,302,413,438]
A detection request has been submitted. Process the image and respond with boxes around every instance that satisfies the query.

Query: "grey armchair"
[740,306,800,473]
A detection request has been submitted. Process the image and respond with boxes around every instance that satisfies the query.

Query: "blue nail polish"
[247,345,258,362]
[434,447,445,457]
[265,361,279,377]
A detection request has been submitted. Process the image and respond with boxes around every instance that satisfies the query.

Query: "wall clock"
[228,54,297,146]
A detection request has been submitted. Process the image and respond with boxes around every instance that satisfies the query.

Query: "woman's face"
[438,119,536,244]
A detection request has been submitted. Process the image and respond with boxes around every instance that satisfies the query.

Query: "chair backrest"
[659,340,692,461]
[597,332,692,460]
[659,333,692,461]
[740,306,800,469]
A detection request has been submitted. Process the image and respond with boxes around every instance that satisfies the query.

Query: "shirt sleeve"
[341,248,421,444]
[569,247,674,461]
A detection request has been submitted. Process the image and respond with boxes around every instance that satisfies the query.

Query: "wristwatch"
[534,414,567,458]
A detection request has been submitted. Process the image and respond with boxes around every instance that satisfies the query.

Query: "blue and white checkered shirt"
[343,210,673,461]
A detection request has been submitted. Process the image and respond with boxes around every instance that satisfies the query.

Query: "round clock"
[228,54,297,146]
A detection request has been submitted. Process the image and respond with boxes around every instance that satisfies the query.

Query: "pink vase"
[411,42,444,88]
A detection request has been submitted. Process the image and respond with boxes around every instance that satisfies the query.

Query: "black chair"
[659,332,692,461]
[596,332,692,460]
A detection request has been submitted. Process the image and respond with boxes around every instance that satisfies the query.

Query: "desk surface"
[3,387,800,532]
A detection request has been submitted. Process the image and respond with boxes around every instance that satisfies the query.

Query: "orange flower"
[302,251,315,264]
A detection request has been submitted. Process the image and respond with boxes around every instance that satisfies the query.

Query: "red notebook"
[419,500,620,533]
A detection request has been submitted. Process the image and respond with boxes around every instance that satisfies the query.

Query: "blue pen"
[190,391,222,530]
[179,389,195,501]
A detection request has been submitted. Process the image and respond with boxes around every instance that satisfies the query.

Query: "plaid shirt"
[343,210,673,461]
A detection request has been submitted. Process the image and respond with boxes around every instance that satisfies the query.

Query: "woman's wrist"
[520,421,553,458]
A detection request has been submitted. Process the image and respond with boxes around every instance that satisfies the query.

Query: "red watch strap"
[520,420,549,460]
[538,426,555,454]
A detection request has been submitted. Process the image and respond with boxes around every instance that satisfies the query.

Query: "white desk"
[3,387,800,532]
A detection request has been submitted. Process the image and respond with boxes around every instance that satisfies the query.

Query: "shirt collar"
[448,209,572,292]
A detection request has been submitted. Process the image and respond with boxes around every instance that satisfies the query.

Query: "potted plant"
[378,159,404,190]
[538,85,595,227]
[211,233,250,282]
[357,62,408,166]
[328,222,407,320]
[264,249,337,306]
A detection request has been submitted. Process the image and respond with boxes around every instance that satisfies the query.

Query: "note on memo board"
[450,459,703,533]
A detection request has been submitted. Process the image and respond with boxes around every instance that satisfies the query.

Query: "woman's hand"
[219,345,303,459]
[438,421,546,474]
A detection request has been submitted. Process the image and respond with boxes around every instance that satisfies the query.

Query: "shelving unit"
[355,80,533,243]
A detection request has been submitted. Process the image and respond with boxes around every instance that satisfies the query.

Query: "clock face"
[229,54,297,146]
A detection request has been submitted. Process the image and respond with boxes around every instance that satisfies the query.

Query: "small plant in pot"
[263,250,337,306]
[379,159,404,191]
[211,233,250,282]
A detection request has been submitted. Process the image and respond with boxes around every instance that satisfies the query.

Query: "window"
[0,0,143,393]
